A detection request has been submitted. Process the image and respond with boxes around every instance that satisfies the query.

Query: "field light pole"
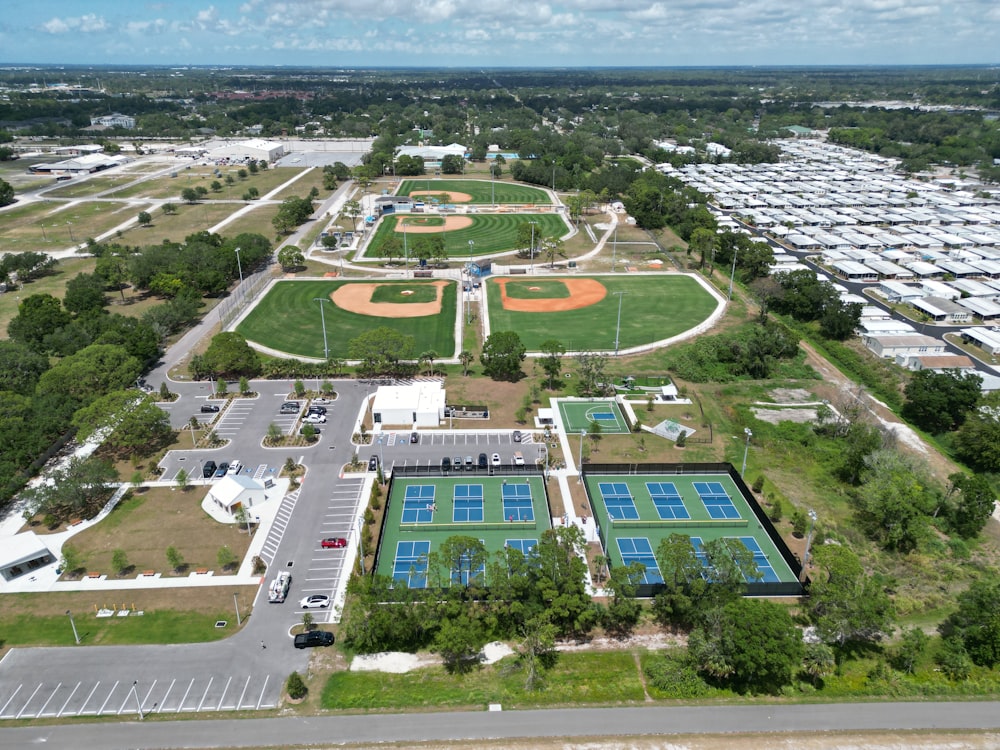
[131,680,144,720]
[491,164,495,208]
[234,246,243,283]
[802,509,818,575]
[728,247,739,301]
[741,427,753,476]
[467,241,475,324]
[529,220,537,274]
[233,592,242,626]
[612,224,618,272]
[66,609,80,644]
[578,429,586,483]
[613,291,627,356]
[313,298,331,360]
[403,224,409,276]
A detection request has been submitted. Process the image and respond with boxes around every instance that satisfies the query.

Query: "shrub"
[286,671,308,700]
[752,474,766,493]
[675,430,687,448]
[252,556,266,575]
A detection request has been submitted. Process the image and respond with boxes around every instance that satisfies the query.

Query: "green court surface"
[235,279,457,359]
[397,179,551,205]
[365,213,566,259]
[558,399,631,434]
[376,474,552,588]
[584,471,799,589]
[485,275,717,352]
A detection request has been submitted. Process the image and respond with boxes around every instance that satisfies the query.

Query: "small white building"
[911,296,972,324]
[0,532,56,581]
[896,353,976,372]
[206,475,270,517]
[862,333,944,359]
[90,113,136,129]
[210,139,285,163]
[372,382,446,428]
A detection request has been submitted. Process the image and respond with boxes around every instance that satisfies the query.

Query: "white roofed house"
[861,333,944,359]
[911,296,972,324]
[0,532,57,582]
[205,475,270,518]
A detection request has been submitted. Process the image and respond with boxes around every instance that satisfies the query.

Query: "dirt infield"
[330,280,449,318]
[495,278,607,312]
[394,215,473,233]
[409,190,474,203]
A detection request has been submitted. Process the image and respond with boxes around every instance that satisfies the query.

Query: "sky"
[1,0,998,68]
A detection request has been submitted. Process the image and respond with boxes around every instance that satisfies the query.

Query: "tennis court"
[376,474,552,588]
[584,470,800,592]
[557,399,631,434]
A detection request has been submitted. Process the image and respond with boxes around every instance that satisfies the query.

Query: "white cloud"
[40,14,108,34]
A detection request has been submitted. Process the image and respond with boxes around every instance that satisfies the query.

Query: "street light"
[528,220,538,274]
[741,427,753,476]
[491,163,495,207]
[377,434,384,472]
[234,246,243,283]
[467,241,475,324]
[728,246,739,301]
[131,680,144,720]
[403,224,409,276]
[802,509,818,575]
[233,592,242,627]
[613,291,627,356]
[66,609,80,645]
[313,298,331,360]
[578,429,586,483]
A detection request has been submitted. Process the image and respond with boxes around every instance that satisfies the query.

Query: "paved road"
[1,702,999,749]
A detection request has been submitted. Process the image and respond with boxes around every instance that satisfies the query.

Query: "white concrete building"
[372,382,446,428]
[90,113,136,129]
[0,532,56,582]
[205,475,271,517]
[210,139,285,163]
[862,333,944,359]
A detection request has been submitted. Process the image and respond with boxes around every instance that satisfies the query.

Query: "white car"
[302,413,326,424]
[491,453,501,466]
[299,594,330,609]
[226,460,241,475]
[513,452,524,466]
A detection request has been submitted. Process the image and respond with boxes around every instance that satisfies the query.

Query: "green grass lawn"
[321,651,644,710]
[486,274,717,352]
[366,213,567,259]
[236,279,458,359]
[107,166,308,200]
[0,199,140,251]
[120,203,240,244]
[0,256,96,333]
[398,179,551,205]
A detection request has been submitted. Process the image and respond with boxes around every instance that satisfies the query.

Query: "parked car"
[512,430,522,443]
[454,456,463,471]
[227,460,241,475]
[368,455,379,472]
[214,461,230,477]
[478,453,488,469]
[321,537,348,549]
[441,456,452,471]
[307,405,327,415]
[302,413,326,424]
[279,401,300,414]
[491,453,502,466]
[202,460,217,478]
[299,595,330,609]
[410,431,419,444]
[513,452,524,466]
[294,630,334,649]
[312,398,331,405]
[200,404,220,414]
[268,571,291,603]
[465,456,473,468]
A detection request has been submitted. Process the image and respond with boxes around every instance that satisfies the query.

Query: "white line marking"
[36,683,61,717]
[255,675,269,710]
[236,675,251,709]
[78,681,100,714]
[0,684,22,716]
[158,679,175,713]
[15,684,42,719]
[57,681,80,717]
[216,676,232,711]
[197,677,213,711]
[176,678,194,713]
[98,681,119,716]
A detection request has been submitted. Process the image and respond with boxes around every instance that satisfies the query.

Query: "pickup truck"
[268,571,291,603]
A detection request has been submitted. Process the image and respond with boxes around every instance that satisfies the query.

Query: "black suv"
[200,404,220,413]
[478,453,488,469]
[293,630,334,649]
[202,460,217,478]
[368,455,379,472]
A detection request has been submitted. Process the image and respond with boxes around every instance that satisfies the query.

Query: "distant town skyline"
[2,0,998,68]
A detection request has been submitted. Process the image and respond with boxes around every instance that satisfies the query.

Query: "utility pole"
[728,247,739,301]
[313,298,331,360]
[529,220,537,274]
[613,291,627,356]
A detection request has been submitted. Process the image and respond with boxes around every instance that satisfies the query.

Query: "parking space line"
[216,676,232,711]
[236,675,251,710]
[176,678,194,712]
[98,681,119,715]
[255,675,269,710]
[15,683,41,719]
[141,680,157,713]
[158,679,175,713]
[0,684,21,717]
[36,683,61,717]
[78,681,100,715]
[56,681,80,717]
[197,677,213,711]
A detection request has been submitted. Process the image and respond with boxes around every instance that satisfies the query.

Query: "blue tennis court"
[451,548,486,586]
[599,482,639,520]
[616,537,663,584]
[730,536,780,583]
[690,536,711,572]
[453,484,484,522]
[592,411,617,421]
[646,481,690,520]
[502,483,535,522]
[392,540,430,588]
[694,481,741,520]
[402,485,436,523]
[505,539,538,556]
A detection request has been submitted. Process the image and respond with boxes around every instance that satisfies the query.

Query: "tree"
[687,598,803,694]
[37,343,142,412]
[181,187,199,203]
[276,244,304,270]
[459,350,474,377]
[533,526,600,638]
[63,272,107,315]
[7,293,72,353]
[19,456,117,522]
[0,341,49,395]
[0,177,14,207]
[162,202,177,216]
[286,671,307,699]
[480,331,526,382]
[348,326,415,378]
[953,392,1000,472]
[242,187,259,201]
[60,545,84,575]
[433,614,485,674]
[575,351,609,397]
[852,449,938,552]
[688,227,715,270]
[71,391,171,457]
[137,211,152,227]
[343,199,362,230]
[111,548,130,576]
[946,472,997,540]
[602,562,645,637]
[515,617,558,691]
[939,579,1000,668]
[429,535,488,588]
[210,180,222,193]
[892,626,929,674]
[440,154,464,174]
[166,546,184,573]
[539,339,565,389]
[540,236,566,269]
[807,544,895,651]
[202,332,262,379]
[217,546,237,571]
[175,468,189,490]
[902,369,982,434]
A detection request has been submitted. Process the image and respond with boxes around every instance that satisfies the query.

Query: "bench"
[141,570,155,577]
[195,568,210,575]
[86,572,102,579]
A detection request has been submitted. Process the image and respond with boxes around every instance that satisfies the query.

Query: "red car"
[320,537,347,549]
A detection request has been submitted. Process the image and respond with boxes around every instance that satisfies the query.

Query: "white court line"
[56,681,80,717]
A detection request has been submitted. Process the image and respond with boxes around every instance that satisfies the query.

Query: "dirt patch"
[409,190,474,203]
[394,215,473,233]
[752,406,819,424]
[495,277,607,312]
[330,280,449,318]
[769,388,815,403]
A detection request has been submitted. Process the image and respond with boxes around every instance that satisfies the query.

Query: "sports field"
[376,474,552,588]
[397,179,551,205]
[559,399,630,434]
[485,275,717,352]
[235,279,457,359]
[585,472,798,589]
[365,213,567,258]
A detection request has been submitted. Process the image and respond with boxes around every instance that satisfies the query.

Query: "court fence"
[583,462,805,598]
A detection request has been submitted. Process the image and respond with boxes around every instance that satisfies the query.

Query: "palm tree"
[420,350,439,376]
[459,350,474,376]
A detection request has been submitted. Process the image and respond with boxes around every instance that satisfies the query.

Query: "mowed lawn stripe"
[237,280,457,359]
[486,275,716,352]
[398,179,551,204]
[366,213,567,258]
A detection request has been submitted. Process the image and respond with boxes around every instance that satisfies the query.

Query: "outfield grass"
[486,275,717,352]
[398,179,551,205]
[236,279,458,359]
[366,213,567,258]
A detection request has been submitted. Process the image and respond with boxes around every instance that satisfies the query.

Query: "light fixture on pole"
[578,429,586,483]
[802,509,818,575]
[467,241,475,324]
[403,224,409,276]
[234,246,243,283]
[131,681,145,720]
[529,220,538,274]
[613,291,627,356]
[313,298,331,360]
[66,609,80,645]
[377,434,384,471]
[741,427,753,476]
